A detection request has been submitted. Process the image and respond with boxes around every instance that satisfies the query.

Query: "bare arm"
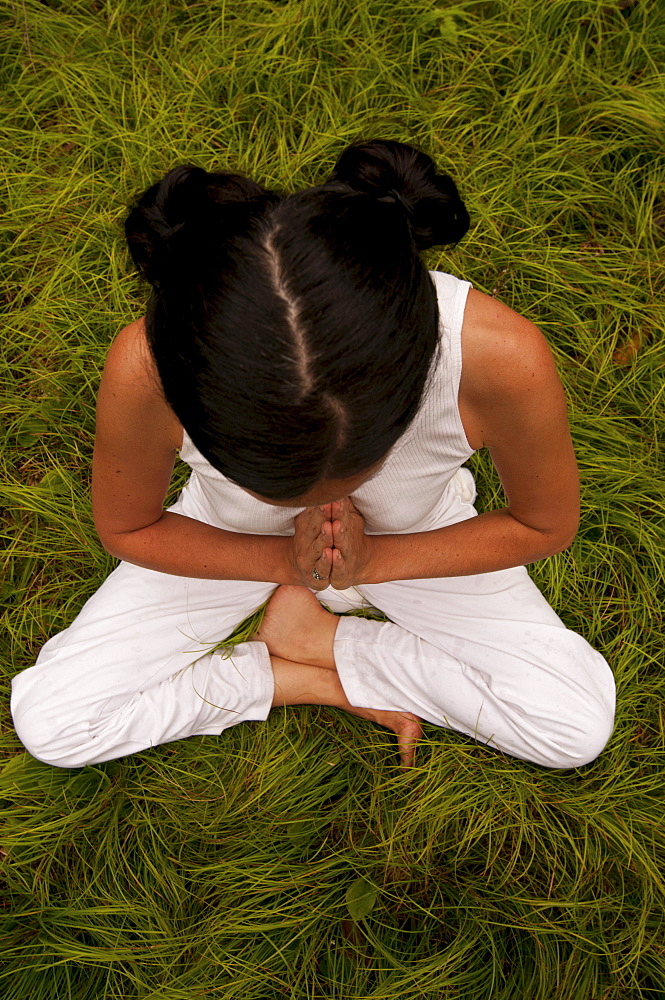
[92,320,331,587]
[331,291,580,584]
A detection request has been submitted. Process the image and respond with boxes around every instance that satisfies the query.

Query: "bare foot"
[269,654,423,767]
[345,706,423,767]
[256,585,339,668]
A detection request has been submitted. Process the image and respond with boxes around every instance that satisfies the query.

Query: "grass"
[1,0,664,996]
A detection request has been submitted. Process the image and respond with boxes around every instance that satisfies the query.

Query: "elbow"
[99,536,125,560]
[545,522,579,555]
[558,514,581,552]
[553,532,576,554]
[93,512,166,562]
[525,534,574,565]
[94,525,139,563]
[510,510,579,558]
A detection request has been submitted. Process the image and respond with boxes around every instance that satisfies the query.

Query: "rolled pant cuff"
[333,615,400,712]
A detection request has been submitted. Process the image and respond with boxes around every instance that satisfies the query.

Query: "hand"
[329,497,373,589]
[288,505,334,591]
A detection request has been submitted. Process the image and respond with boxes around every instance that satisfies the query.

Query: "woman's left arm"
[330,299,581,586]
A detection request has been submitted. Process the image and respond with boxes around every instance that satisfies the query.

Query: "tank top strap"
[428,268,472,392]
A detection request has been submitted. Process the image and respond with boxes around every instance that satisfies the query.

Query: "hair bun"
[125,165,272,287]
[328,139,469,250]
[125,165,207,287]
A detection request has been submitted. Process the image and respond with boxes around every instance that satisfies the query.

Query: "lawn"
[1,1,664,997]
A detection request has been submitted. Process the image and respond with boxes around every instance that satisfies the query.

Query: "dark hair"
[124,139,469,499]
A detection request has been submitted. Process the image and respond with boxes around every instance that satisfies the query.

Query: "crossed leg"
[256,586,423,766]
[256,562,616,770]
[11,555,614,770]
[10,561,419,768]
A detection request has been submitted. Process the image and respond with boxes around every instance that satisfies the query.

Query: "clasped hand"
[289,498,372,591]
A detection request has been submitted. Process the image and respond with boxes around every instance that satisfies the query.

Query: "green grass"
[1,0,664,996]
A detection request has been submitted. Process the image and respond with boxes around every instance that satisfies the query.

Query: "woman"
[10,139,615,769]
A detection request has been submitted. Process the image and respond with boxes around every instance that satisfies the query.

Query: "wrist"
[357,533,384,585]
[260,535,300,585]
[360,533,398,585]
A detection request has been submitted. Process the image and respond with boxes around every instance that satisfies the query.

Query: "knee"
[11,668,88,769]
[516,635,616,770]
[547,712,614,769]
[541,687,616,770]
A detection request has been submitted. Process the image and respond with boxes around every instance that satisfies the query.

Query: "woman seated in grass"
[10,139,615,770]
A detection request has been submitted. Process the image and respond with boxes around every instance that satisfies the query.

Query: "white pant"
[11,495,615,771]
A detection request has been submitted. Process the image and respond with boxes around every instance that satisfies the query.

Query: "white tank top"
[170,270,477,536]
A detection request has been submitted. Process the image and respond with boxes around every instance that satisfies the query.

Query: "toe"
[396,716,423,768]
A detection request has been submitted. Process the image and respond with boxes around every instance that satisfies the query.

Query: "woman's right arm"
[92,319,331,587]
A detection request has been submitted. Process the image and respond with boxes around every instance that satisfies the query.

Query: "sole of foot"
[256,585,338,668]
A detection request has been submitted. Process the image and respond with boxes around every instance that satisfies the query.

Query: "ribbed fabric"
[172,270,476,535]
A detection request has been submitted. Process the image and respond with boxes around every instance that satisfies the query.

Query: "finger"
[313,547,332,580]
[308,570,329,591]
[397,733,416,768]
[331,518,343,547]
[294,508,319,537]
[303,509,327,538]
[396,717,423,768]
[330,548,348,590]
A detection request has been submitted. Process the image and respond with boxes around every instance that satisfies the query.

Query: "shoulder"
[461,288,557,393]
[104,316,154,386]
[99,317,183,450]
[458,288,563,450]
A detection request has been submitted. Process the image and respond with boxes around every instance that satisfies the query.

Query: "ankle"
[270,657,346,708]
[306,611,338,669]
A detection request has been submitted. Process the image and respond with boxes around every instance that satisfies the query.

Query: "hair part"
[261,223,315,398]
